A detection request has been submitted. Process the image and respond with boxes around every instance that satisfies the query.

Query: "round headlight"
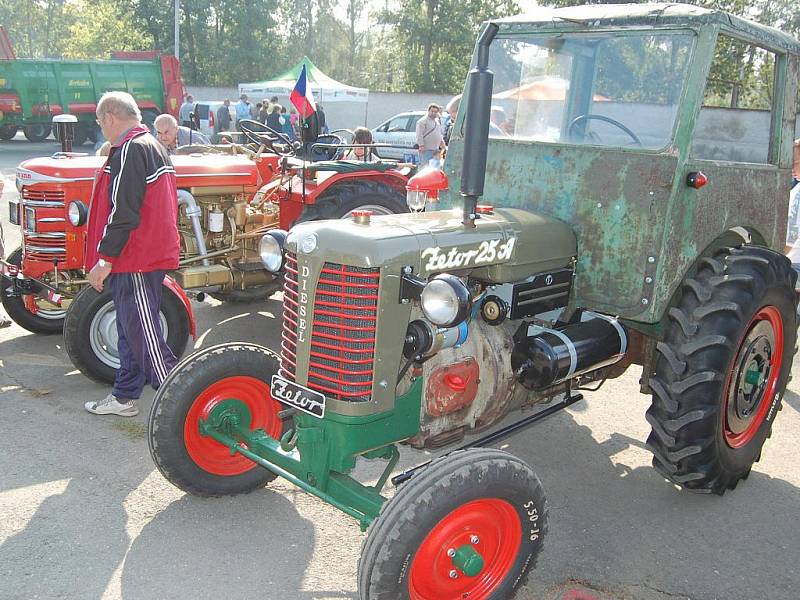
[68,201,88,226]
[259,229,287,272]
[299,232,318,254]
[420,273,472,328]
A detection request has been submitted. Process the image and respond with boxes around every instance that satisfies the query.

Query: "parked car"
[193,101,235,139]
[372,111,425,160]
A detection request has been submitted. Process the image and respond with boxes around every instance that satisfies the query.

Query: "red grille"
[280,253,380,403]
[24,235,67,262]
[22,188,65,203]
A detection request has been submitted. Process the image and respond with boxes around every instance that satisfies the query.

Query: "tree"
[379,0,519,92]
[63,0,152,59]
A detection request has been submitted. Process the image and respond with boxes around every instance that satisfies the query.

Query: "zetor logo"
[297,264,311,343]
[421,237,516,272]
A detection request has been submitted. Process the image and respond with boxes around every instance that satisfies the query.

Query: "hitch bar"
[1,260,67,305]
[391,392,584,486]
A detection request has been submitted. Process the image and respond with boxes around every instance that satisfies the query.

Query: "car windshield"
[487,31,695,150]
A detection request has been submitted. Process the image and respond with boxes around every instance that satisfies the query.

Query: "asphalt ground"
[1,134,799,600]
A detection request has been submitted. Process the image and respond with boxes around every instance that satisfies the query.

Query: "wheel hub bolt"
[470,535,480,544]
[447,548,456,558]
[449,570,458,579]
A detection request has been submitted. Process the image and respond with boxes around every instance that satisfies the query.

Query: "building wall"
[187,87,456,130]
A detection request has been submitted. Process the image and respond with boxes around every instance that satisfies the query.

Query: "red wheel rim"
[184,376,282,476]
[722,306,784,448]
[408,498,522,600]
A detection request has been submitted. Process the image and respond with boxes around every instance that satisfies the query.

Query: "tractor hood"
[286,207,576,283]
[16,153,259,189]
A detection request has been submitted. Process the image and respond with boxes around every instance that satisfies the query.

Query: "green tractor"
[147,4,799,598]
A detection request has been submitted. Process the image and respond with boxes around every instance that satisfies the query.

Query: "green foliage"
[63,0,152,59]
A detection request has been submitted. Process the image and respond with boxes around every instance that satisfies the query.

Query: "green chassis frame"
[198,378,424,530]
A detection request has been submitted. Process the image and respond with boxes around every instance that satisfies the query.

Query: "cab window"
[690,36,776,164]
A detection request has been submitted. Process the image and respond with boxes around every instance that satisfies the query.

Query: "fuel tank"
[285,207,576,282]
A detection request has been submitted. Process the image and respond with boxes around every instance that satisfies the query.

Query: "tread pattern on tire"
[147,342,282,497]
[358,448,547,600]
[646,245,796,495]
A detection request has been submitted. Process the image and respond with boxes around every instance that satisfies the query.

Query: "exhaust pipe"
[53,114,78,153]
[177,190,210,266]
[459,21,499,228]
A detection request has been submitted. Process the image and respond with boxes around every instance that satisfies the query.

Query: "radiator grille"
[22,188,65,204]
[24,234,67,262]
[279,253,380,403]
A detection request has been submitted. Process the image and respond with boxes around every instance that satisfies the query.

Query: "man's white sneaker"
[85,394,139,417]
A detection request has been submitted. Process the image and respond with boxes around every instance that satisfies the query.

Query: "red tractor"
[1,121,421,383]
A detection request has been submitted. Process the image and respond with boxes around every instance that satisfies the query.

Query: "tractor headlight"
[68,201,88,226]
[259,229,287,272]
[420,273,472,328]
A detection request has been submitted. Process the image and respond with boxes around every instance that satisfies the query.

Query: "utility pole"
[174,0,180,60]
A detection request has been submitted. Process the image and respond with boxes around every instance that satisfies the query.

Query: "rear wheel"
[300,180,407,222]
[0,125,17,140]
[647,245,796,494]
[63,283,190,383]
[148,343,286,496]
[358,448,546,600]
[23,123,51,142]
[0,248,65,334]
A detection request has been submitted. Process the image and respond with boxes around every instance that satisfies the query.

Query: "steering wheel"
[567,114,642,147]
[308,133,347,161]
[237,119,295,154]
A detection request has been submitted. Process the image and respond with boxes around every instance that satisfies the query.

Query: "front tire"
[647,245,796,494]
[63,283,190,383]
[23,123,51,142]
[148,343,286,496]
[0,125,17,140]
[358,448,546,600]
[0,248,65,334]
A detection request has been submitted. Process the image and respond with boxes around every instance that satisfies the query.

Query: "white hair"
[96,91,141,122]
[154,113,177,129]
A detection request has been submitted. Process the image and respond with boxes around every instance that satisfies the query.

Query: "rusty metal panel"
[442,141,676,320]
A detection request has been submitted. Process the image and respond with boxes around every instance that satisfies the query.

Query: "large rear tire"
[358,448,546,600]
[299,180,407,222]
[23,123,51,142]
[646,245,796,494]
[0,248,65,334]
[148,343,286,496]
[63,283,190,383]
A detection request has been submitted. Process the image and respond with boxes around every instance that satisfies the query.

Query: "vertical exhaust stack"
[460,22,499,228]
[52,114,78,153]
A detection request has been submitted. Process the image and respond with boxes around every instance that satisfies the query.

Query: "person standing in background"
[317,105,327,134]
[415,103,445,165]
[215,99,232,134]
[179,94,194,128]
[235,94,250,127]
[266,105,282,132]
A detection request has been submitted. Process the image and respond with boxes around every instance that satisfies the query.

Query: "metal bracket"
[399,269,426,304]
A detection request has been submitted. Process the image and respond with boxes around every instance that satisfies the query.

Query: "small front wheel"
[148,343,287,496]
[358,448,546,600]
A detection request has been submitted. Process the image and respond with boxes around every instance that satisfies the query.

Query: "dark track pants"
[109,271,178,400]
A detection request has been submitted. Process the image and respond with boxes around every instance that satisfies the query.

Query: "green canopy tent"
[238,57,368,104]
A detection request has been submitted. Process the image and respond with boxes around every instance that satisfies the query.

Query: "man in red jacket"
[84,91,181,417]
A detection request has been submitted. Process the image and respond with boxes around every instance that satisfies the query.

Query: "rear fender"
[162,274,196,338]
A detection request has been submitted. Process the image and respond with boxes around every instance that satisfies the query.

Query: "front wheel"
[148,343,286,496]
[0,125,17,140]
[358,448,546,600]
[23,123,51,142]
[0,248,65,334]
[63,283,189,383]
[647,245,797,494]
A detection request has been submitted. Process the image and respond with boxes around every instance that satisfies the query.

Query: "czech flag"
[290,64,316,116]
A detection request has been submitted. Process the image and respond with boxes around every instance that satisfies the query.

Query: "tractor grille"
[280,252,380,403]
[22,188,65,204]
[24,234,67,262]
